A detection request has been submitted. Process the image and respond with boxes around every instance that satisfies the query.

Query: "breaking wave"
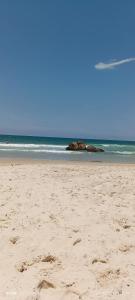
[0,143,67,149]
[112,151,135,155]
[0,148,82,154]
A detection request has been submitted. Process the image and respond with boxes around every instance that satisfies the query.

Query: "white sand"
[0,160,135,300]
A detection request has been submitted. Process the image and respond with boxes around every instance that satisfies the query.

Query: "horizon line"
[0,132,135,143]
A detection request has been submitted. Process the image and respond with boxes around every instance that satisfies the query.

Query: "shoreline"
[0,157,135,166]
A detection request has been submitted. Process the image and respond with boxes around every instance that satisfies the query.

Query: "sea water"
[0,134,135,163]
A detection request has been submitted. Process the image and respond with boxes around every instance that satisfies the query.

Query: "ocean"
[0,134,135,163]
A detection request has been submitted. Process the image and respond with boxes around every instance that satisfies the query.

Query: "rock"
[66,141,104,152]
[66,142,78,151]
[86,145,97,152]
[96,148,104,152]
[86,145,104,152]
[77,141,86,150]
[66,141,86,151]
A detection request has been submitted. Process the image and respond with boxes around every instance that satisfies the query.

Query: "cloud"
[95,57,135,70]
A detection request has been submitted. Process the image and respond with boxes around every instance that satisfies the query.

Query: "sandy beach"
[0,160,135,299]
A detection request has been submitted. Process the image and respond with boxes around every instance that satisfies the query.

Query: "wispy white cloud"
[95,57,135,70]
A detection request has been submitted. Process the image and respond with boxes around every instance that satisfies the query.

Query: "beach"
[0,160,135,299]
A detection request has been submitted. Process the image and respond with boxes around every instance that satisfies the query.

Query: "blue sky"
[0,0,135,140]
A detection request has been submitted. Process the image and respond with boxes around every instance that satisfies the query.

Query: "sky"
[0,0,135,140]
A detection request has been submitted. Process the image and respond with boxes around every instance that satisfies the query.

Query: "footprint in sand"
[16,255,57,272]
[37,279,55,290]
[36,274,85,299]
[119,244,133,252]
[97,268,127,287]
[37,280,81,300]
[114,218,131,230]
[9,236,19,244]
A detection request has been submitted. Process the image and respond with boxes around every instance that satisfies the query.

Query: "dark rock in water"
[66,142,78,151]
[77,141,86,150]
[86,145,104,152]
[66,141,104,152]
[96,148,104,152]
[86,145,97,152]
[66,141,86,151]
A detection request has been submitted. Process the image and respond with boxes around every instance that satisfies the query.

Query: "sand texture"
[0,161,135,299]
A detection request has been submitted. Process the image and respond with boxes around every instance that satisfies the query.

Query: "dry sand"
[0,160,135,299]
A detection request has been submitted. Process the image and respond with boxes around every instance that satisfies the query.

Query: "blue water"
[0,134,135,163]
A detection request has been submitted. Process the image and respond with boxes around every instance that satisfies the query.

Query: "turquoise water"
[0,134,135,163]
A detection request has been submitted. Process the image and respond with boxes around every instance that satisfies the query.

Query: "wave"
[0,148,82,154]
[101,144,110,147]
[112,151,135,155]
[0,142,135,156]
[101,144,135,148]
[0,143,67,149]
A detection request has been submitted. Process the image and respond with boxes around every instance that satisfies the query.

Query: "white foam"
[112,151,135,155]
[0,143,67,149]
[101,144,110,147]
[32,150,82,154]
[102,144,135,148]
[0,148,82,154]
